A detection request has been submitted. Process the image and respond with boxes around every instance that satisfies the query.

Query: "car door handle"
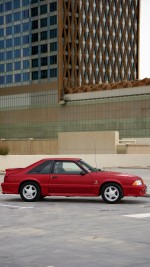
[51,175,58,179]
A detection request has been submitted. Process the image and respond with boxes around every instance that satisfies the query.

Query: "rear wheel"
[20,181,41,202]
[101,183,123,204]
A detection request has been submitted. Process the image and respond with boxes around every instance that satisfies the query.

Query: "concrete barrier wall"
[0,140,58,155]
[0,154,150,171]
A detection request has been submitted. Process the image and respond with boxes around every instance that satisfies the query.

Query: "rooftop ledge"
[64,78,150,101]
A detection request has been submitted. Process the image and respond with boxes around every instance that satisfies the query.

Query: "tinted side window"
[28,160,53,174]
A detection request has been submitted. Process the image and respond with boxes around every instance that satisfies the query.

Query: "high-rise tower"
[0,1,140,94]
[0,0,142,141]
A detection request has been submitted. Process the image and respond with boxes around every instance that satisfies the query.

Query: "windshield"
[78,160,100,172]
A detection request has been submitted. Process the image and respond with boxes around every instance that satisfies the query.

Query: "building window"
[6,75,12,84]
[50,68,57,77]
[50,29,57,38]
[41,57,47,66]
[0,28,4,37]
[40,4,47,15]
[0,40,4,49]
[23,22,29,32]
[32,46,38,55]
[32,71,38,80]
[6,39,13,48]
[15,73,21,83]
[50,55,57,65]
[22,0,30,7]
[14,24,21,34]
[50,42,57,51]
[41,44,47,53]
[32,58,38,68]
[31,0,38,3]
[0,4,4,13]
[50,2,57,12]
[0,76,4,84]
[0,40,4,50]
[6,27,13,36]
[14,37,21,46]
[23,72,30,81]
[40,18,47,28]
[32,20,38,29]
[41,70,47,79]
[40,31,47,41]
[0,52,4,61]
[14,12,21,22]
[50,15,57,25]
[23,47,30,57]
[14,49,21,58]
[0,16,4,25]
[14,0,20,9]
[22,10,29,19]
[23,35,30,44]
[0,64,4,72]
[6,63,12,72]
[31,7,38,17]
[14,61,21,70]
[6,51,13,60]
[5,1,12,11]
[6,14,12,24]
[23,60,29,69]
[32,33,38,42]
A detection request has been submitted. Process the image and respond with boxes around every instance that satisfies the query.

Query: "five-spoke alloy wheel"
[20,182,41,202]
[101,183,123,204]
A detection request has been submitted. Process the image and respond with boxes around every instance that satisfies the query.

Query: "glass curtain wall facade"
[0,0,58,87]
[0,0,140,90]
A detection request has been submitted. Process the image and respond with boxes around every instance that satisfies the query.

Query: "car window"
[53,161,82,174]
[28,160,53,174]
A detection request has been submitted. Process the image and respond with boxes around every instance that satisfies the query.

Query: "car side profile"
[1,158,147,204]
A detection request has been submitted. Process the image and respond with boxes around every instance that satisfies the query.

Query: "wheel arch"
[18,180,41,194]
[99,181,124,196]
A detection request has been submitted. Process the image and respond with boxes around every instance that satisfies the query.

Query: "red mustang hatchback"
[1,158,147,204]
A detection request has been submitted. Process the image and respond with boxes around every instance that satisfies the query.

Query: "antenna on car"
[94,145,97,169]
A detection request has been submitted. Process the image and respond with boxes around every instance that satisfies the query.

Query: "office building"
[1,0,149,150]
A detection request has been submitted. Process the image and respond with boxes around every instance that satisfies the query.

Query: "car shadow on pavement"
[0,195,148,205]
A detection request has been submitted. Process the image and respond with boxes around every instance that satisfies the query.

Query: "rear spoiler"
[5,168,24,175]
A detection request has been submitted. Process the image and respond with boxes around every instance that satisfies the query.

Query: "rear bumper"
[1,182,18,194]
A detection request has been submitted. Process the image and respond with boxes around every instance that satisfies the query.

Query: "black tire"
[39,195,46,200]
[101,183,123,204]
[20,181,41,202]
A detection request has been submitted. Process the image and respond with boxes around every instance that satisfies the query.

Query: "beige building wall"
[1,139,58,155]
[126,145,150,154]
[58,131,119,154]
[2,132,150,155]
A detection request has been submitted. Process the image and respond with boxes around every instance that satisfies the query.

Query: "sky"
[140,0,150,78]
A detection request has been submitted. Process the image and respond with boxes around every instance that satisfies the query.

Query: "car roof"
[42,158,81,161]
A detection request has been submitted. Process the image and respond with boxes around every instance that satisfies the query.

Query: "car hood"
[94,170,143,181]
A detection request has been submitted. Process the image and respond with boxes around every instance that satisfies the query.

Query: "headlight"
[132,180,143,186]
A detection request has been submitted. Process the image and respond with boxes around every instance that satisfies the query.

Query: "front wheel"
[101,183,123,204]
[20,182,41,202]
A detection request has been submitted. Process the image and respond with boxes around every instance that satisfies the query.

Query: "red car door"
[48,160,94,196]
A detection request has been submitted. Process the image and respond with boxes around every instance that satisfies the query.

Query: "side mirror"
[80,170,86,176]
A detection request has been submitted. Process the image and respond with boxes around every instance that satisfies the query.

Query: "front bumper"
[123,184,147,197]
